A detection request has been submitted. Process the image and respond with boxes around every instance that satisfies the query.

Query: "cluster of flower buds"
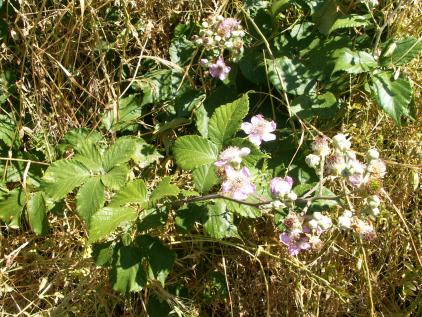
[337,210,376,240]
[306,134,386,188]
[279,212,332,256]
[193,15,245,80]
[215,115,276,200]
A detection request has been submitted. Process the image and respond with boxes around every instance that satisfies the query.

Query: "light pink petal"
[242,183,255,195]
[289,246,300,256]
[284,176,293,187]
[251,114,264,126]
[261,132,276,141]
[232,190,247,200]
[240,147,251,156]
[279,233,291,245]
[215,160,226,167]
[224,165,236,178]
[241,122,253,134]
[222,181,231,193]
[248,134,262,146]
[241,167,250,177]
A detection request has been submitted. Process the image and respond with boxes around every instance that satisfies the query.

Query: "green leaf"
[103,94,146,132]
[271,0,291,15]
[267,57,317,95]
[131,139,163,168]
[332,48,377,74]
[92,242,113,267]
[89,206,138,242]
[27,192,49,235]
[0,114,16,147]
[203,201,239,239]
[150,176,180,203]
[137,207,168,232]
[208,94,249,148]
[101,165,129,190]
[175,204,208,233]
[291,92,340,120]
[138,235,176,286]
[76,176,105,223]
[192,164,219,194]
[109,179,148,207]
[239,49,266,84]
[169,36,196,66]
[225,200,261,218]
[370,71,413,125]
[42,160,91,201]
[310,0,340,35]
[73,142,104,172]
[110,243,147,294]
[309,187,339,212]
[103,138,137,171]
[194,104,209,138]
[57,128,103,155]
[173,135,218,170]
[328,14,371,34]
[380,37,422,66]
[0,189,26,228]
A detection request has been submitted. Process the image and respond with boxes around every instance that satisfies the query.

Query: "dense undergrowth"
[0,0,421,316]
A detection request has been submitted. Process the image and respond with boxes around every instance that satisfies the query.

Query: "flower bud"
[338,214,352,229]
[366,149,380,161]
[270,176,293,198]
[367,195,381,209]
[318,216,332,230]
[371,207,380,217]
[305,154,321,169]
[287,191,297,201]
[312,212,322,221]
[311,137,330,157]
[308,219,319,230]
[332,134,351,152]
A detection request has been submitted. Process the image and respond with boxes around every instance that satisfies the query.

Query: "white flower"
[305,154,321,169]
[241,114,276,146]
[332,134,351,152]
[318,215,332,230]
[338,214,352,229]
[215,146,250,168]
[367,159,387,178]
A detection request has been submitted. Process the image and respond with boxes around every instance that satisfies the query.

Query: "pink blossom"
[209,57,231,81]
[217,18,241,38]
[222,166,255,200]
[241,115,276,146]
[280,232,310,256]
[269,176,293,197]
[215,146,250,168]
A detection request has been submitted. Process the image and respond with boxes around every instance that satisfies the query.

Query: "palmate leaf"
[0,114,16,147]
[76,176,105,223]
[73,142,103,173]
[42,160,91,201]
[370,71,412,125]
[109,179,148,208]
[101,165,129,190]
[138,235,176,286]
[203,201,239,239]
[103,137,138,171]
[267,57,317,95]
[291,92,340,120]
[109,242,147,294]
[328,14,371,34]
[224,200,262,218]
[0,188,26,228]
[150,176,180,203]
[332,48,377,74]
[192,164,219,194]
[208,94,249,148]
[88,206,138,243]
[27,192,49,235]
[380,37,422,66]
[173,135,218,170]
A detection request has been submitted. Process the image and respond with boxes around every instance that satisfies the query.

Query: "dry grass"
[1,0,422,316]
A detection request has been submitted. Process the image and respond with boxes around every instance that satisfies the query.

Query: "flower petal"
[241,122,253,134]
